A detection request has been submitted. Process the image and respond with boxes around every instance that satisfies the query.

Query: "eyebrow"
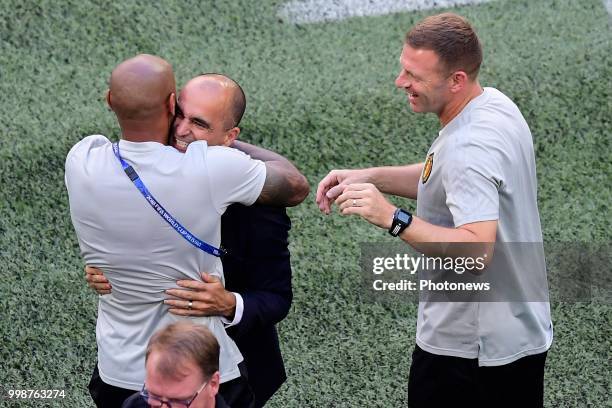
[191,116,211,129]
[404,67,421,80]
[176,103,211,129]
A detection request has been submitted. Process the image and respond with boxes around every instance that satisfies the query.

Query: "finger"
[315,172,337,204]
[92,282,112,290]
[200,273,220,283]
[164,299,201,308]
[342,183,375,192]
[168,308,206,317]
[335,190,363,208]
[90,285,111,294]
[85,265,103,275]
[341,197,371,211]
[340,206,365,217]
[165,288,198,299]
[86,274,110,284]
[317,194,333,214]
[176,280,210,290]
[326,183,346,201]
[338,197,368,211]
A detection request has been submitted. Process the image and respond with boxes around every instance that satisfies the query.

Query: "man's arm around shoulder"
[232,140,309,207]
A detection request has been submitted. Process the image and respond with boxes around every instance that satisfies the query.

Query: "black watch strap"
[388,208,413,237]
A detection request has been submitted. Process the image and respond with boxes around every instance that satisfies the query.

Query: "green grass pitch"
[0,0,610,406]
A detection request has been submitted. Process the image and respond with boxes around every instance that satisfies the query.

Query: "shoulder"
[187,143,263,166]
[198,144,266,185]
[206,145,258,161]
[67,134,110,154]
[483,87,518,107]
[471,88,523,124]
[452,89,518,146]
[66,134,111,165]
[466,88,530,148]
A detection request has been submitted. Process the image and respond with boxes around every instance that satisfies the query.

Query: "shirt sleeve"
[65,135,110,186]
[205,146,267,213]
[443,126,504,227]
[220,292,244,328]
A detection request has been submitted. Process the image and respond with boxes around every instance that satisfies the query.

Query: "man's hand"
[316,169,372,214]
[85,266,112,295]
[165,273,236,318]
[335,183,397,229]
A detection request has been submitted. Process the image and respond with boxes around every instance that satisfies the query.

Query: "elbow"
[261,161,310,207]
[287,173,310,207]
[276,294,294,322]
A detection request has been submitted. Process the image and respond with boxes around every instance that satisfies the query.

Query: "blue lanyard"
[112,142,226,258]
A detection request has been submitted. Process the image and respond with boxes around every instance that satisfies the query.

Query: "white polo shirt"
[415,88,553,366]
[65,136,266,389]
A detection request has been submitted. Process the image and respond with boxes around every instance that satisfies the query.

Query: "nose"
[395,71,409,89]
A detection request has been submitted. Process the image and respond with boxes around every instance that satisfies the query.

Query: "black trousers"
[89,362,253,408]
[408,344,547,408]
[88,365,136,408]
[219,361,255,408]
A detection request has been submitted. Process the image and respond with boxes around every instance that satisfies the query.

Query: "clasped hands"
[84,266,236,319]
[315,169,396,230]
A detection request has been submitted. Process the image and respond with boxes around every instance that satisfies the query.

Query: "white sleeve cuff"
[221,292,244,328]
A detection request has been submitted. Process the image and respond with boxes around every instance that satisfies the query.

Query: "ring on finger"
[188,301,193,310]
[352,199,357,207]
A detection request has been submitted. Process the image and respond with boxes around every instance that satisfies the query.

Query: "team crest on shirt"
[422,153,434,184]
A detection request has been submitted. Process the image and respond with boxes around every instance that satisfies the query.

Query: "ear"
[223,127,240,147]
[168,92,176,116]
[105,90,113,110]
[448,71,468,94]
[208,371,221,396]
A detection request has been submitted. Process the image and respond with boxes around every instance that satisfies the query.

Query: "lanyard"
[112,142,226,258]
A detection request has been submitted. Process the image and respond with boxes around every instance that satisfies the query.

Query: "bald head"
[109,54,176,121]
[182,74,246,128]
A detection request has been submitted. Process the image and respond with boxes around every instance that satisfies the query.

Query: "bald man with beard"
[65,55,308,407]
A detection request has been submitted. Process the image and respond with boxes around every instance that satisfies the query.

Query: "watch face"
[397,210,411,223]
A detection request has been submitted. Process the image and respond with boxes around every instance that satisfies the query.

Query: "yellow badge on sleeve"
[422,153,434,184]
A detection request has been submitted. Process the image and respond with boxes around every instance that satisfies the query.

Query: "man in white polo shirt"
[316,13,552,408]
[65,54,308,407]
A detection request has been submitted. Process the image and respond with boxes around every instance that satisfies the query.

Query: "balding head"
[108,54,176,121]
[183,74,246,128]
[172,74,246,151]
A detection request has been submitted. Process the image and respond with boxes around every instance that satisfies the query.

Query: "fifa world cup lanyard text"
[112,142,226,258]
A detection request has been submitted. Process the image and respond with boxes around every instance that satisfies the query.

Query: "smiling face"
[394,45,452,116]
[172,77,239,152]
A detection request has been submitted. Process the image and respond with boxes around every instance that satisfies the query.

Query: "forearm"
[399,217,496,260]
[370,163,424,199]
[232,141,310,206]
[231,290,292,335]
[401,216,475,243]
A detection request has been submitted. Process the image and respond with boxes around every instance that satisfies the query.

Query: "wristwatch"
[388,208,413,237]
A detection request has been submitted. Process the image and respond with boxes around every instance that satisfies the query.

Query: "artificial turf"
[0,0,610,406]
